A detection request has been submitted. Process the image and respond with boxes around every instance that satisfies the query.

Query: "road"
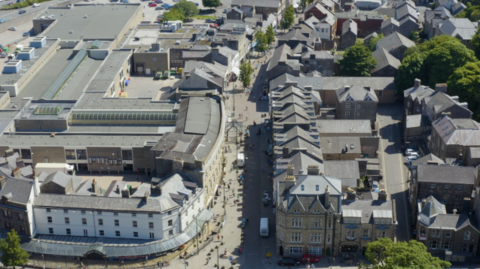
[377,105,410,243]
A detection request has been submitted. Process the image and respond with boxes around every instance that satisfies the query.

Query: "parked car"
[155,6,164,9]
[32,3,39,6]
[278,258,301,266]
[156,0,163,3]
[0,18,6,23]
[209,23,218,28]
[205,18,215,23]
[407,155,419,161]
[405,148,415,155]
[8,26,16,31]
[148,2,157,6]
[301,254,319,263]
[22,32,30,36]
[18,9,26,14]
[223,8,227,12]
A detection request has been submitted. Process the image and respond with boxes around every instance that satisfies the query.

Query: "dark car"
[18,9,26,14]
[278,258,301,266]
[205,18,215,23]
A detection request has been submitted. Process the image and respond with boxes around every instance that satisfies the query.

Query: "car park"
[278,258,301,266]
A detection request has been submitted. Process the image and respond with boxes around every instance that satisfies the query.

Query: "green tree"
[471,29,480,59]
[0,230,29,269]
[239,62,253,90]
[280,5,295,31]
[395,52,425,95]
[447,61,480,120]
[255,30,269,52]
[173,0,199,19]
[266,25,275,46]
[299,0,313,9]
[409,31,419,41]
[163,8,185,22]
[360,238,451,269]
[202,0,221,9]
[421,40,476,87]
[339,42,377,76]
[368,33,384,51]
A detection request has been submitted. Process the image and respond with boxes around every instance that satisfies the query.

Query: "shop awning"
[232,67,240,76]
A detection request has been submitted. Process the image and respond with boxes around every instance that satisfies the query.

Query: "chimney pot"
[414,78,421,88]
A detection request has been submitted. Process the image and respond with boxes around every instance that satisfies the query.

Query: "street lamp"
[215,245,220,269]
[42,254,45,269]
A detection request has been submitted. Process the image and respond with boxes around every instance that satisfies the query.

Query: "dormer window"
[294,209,300,214]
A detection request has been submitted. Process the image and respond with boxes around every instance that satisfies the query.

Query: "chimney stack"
[414,78,421,88]
[285,175,296,190]
[142,192,150,204]
[421,198,426,209]
[378,189,387,201]
[116,184,120,193]
[307,164,320,175]
[15,157,24,168]
[283,145,290,158]
[91,179,97,193]
[12,167,22,178]
[33,175,40,197]
[453,208,457,214]
[434,83,447,93]
[325,185,330,208]
[346,187,356,201]
[287,164,294,175]
[121,188,131,198]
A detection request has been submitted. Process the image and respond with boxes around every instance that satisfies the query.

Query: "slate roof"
[438,18,477,41]
[468,147,480,159]
[336,85,379,102]
[404,84,435,101]
[276,125,319,144]
[376,32,415,51]
[381,17,399,29]
[416,164,475,184]
[419,194,446,218]
[277,137,323,159]
[278,28,317,46]
[431,115,480,146]
[290,174,342,195]
[320,137,362,154]
[268,44,292,72]
[395,1,418,22]
[0,177,33,204]
[342,19,357,35]
[405,114,429,128]
[423,92,471,117]
[341,200,395,224]
[231,0,282,8]
[372,48,401,73]
[324,160,359,189]
[410,153,445,167]
[42,171,82,193]
[274,152,325,184]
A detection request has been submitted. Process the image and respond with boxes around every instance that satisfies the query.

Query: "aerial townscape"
[1,0,480,266]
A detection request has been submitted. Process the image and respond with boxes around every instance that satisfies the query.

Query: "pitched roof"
[0,177,33,204]
[324,160,359,180]
[381,17,399,29]
[396,2,418,21]
[342,19,357,35]
[405,114,429,128]
[42,171,82,192]
[376,32,416,51]
[419,194,446,218]
[372,48,401,73]
[423,92,471,117]
[410,153,445,167]
[438,18,477,41]
[432,116,480,146]
[416,164,475,184]
[336,85,379,102]
[341,200,395,224]
[404,84,435,100]
[267,44,292,72]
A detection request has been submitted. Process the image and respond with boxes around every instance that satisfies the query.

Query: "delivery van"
[237,153,245,167]
[260,218,269,237]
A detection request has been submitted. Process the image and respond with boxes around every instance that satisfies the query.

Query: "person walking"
[217,234,220,240]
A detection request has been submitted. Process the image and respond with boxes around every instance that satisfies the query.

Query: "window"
[328,219,332,229]
[169,230,173,236]
[293,209,300,214]
[132,213,136,217]
[416,107,420,112]
[76,150,87,160]
[444,184,450,190]
[65,150,76,160]
[98,219,103,225]
[327,234,331,244]
[122,150,133,160]
[363,229,369,238]
[47,216,52,223]
[309,247,321,255]
[445,230,452,237]
[313,210,320,214]
[65,217,70,224]
[378,91,383,97]
[377,231,386,239]
[291,232,302,243]
[149,222,154,229]
[115,231,120,237]
[311,219,321,228]
[291,218,302,228]
[64,209,68,214]
[456,185,463,190]
[49,228,54,234]
[430,241,438,250]
[455,194,462,204]
[21,149,31,159]
[280,217,284,227]
[148,213,153,218]
[133,232,138,237]
[289,247,303,254]
[46,208,51,213]
[168,211,172,215]
[301,185,304,191]
[345,112,350,118]
[443,241,452,250]
[346,230,356,240]
[114,220,119,226]
[345,103,351,109]
[420,228,426,236]
[407,101,410,107]
[83,230,88,236]
[315,185,319,191]
[18,213,23,221]
[356,112,360,117]
[150,232,155,239]
[430,184,436,189]
[81,210,86,215]
[99,230,104,236]
[66,228,71,235]
[432,230,440,237]
[133,221,137,228]
[464,231,471,240]
[310,233,321,243]
[356,104,360,109]
[97,211,102,215]
[114,212,118,216]
[461,244,470,252]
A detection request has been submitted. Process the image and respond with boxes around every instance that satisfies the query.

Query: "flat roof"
[66,125,174,134]
[84,50,131,93]
[0,39,59,86]
[75,93,179,110]
[55,57,104,100]
[123,27,207,50]
[39,4,140,40]
[0,133,162,147]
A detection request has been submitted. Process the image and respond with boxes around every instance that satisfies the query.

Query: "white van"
[260,218,269,237]
[237,153,245,167]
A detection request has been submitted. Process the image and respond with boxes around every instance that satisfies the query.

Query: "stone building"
[341,19,358,48]
[335,86,378,125]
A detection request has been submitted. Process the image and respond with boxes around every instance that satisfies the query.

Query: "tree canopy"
[280,5,295,31]
[266,25,275,46]
[202,0,221,8]
[339,42,377,76]
[255,30,269,52]
[0,230,29,269]
[396,35,476,92]
[172,0,199,19]
[368,33,384,51]
[360,238,451,269]
[471,29,480,59]
[239,62,253,90]
[163,8,185,22]
[447,61,480,120]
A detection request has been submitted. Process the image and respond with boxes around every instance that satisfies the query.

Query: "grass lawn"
[194,15,216,20]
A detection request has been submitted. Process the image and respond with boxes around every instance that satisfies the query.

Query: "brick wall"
[31,146,66,166]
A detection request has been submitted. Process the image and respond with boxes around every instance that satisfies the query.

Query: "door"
[279,246,284,256]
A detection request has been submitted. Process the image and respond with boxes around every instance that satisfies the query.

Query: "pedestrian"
[311,264,315,268]
[221,235,224,240]
[217,234,220,240]
[246,105,248,111]
[307,265,311,269]
[246,218,249,223]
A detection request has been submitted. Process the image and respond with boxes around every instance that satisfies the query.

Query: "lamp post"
[42,254,45,269]
[215,245,220,269]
